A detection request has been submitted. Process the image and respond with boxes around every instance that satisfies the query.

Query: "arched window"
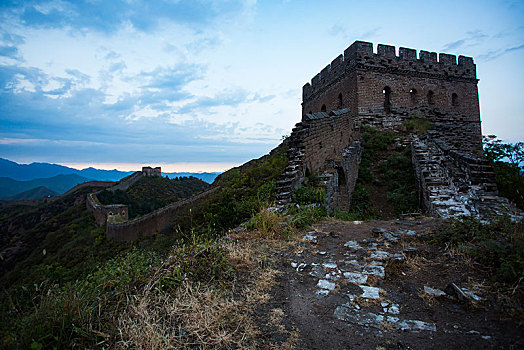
[383,86,392,114]
[321,104,327,112]
[410,88,418,105]
[452,93,458,107]
[308,110,312,114]
[427,90,435,105]
[338,93,343,108]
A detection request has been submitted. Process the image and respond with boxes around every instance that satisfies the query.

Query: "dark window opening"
[319,141,323,149]
[383,86,392,114]
[427,90,435,105]
[308,110,312,114]
[410,88,418,105]
[452,93,459,107]
[321,104,327,112]
[338,93,343,108]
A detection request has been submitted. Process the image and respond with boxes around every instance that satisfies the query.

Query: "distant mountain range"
[0,174,91,200]
[0,158,221,201]
[4,186,59,201]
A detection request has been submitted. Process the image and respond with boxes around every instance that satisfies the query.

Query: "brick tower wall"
[302,41,482,152]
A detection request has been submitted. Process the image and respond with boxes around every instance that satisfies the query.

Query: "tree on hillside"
[483,135,524,209]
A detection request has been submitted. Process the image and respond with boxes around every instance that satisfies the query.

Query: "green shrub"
[433,217,524,284]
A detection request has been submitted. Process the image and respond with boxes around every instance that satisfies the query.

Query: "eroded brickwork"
[276,109,361,209]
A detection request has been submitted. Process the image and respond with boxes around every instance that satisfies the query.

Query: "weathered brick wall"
[302,41,481,152]
[299,110,357,174]
[106,187,219,241]
[276,109,359,207]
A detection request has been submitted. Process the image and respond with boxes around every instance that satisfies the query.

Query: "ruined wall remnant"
[86,167,217,241]
[276,108,361,210]
[106,187,219,241]
[86,192,129,226]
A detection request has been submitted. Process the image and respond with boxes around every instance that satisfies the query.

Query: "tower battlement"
[303,41,476,102]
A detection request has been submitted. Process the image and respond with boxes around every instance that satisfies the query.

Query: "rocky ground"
[256,217,523,349]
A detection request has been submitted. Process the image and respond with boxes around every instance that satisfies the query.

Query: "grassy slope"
[0,145,289,348]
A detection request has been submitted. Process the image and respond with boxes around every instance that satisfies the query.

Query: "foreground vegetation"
[345,125,419,220]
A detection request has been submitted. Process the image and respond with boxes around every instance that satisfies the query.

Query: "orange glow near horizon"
[59,162,239,173]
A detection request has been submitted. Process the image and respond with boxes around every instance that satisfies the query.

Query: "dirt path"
[258,217,523,349]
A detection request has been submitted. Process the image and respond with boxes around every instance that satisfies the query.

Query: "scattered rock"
[372,227,388,235]
[390,253,404,261]
[461,287,482,301]
[424,286,446,297]
[322,262,338,269]
[383,233,398,240]
[343,272,368,284]
[303,233,318,244]
[344,240,360,248]
[359,285,381,299]
[445,283,470,302]
[363,265,385,279]
[370,250,389,259]
[317,279,336,291]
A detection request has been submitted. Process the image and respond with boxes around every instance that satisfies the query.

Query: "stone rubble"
[289,225,496,340]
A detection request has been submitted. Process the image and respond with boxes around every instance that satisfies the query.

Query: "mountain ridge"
[0,158,221,183]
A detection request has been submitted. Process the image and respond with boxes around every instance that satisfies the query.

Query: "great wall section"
[276,40,521,220]
[88,40,521,241]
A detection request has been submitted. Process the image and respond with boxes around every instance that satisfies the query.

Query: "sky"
[0,0,522,172]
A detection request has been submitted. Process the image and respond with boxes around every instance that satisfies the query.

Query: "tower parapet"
[303,40,476,103]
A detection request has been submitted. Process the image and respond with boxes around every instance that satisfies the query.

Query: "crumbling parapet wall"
[86,192,129,226]
[86,171,144,226]
[106,187,219,241]
[276,108,360,209]
[302,41,481,153]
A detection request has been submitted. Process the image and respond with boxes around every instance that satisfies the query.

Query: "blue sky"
[0,0,522,172]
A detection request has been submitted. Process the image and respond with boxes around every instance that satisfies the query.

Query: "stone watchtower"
[276,41,521,219]
[302,41,482,152]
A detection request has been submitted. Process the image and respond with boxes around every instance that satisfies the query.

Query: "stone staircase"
[411,135,522,220]
[276,149,305,206]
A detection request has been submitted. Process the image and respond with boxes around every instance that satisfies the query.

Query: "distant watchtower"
[142,166,161,177]
[302,41,481,152]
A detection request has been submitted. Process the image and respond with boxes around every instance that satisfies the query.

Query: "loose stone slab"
[316,289,330,297]
[317,279,336,291]
[334,306,384,326]
[334,307,436,332]
[370,250,389,259]
[372,227,388,235]
[424,285,446,297]
[309,265,324,278]
[303,233,318,244]
[359,285,381,299]
[343,272,368,284]
[322,262,338,269]
[396,319,437,332]
[390,253,404,261]
[344,240,360,248]
[363,265,385,279]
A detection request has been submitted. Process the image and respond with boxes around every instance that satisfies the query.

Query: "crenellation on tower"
[377,44,396,57]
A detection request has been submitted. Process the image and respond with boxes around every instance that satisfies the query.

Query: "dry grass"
[116,230,286,349]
